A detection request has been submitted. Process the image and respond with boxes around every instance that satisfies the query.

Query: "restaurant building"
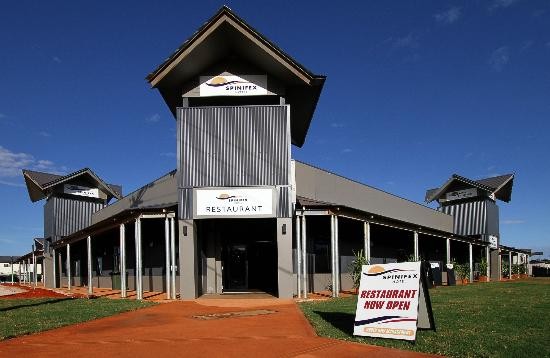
[20,7,530,299]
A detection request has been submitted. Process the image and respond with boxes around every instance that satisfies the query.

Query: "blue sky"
[1,1,549,258]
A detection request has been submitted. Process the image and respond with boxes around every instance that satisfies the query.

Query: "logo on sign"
[199,75,267,97]
[445,188,477,201]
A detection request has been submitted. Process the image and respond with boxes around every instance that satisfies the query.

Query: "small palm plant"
[349,249,369,290]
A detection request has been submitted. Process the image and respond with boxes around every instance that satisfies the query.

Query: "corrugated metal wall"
[178,106,290,187]
[441,199,499,236]
[44,198,54,240]
[48,197,105,241]
[177,105,292,219]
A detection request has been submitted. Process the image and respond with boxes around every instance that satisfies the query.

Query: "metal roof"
[22,168,123,203]
[294,161,454,233]
[0,256,17,263]
[146,6,326,147]
[91,169,177,224]
[425,173,514,203]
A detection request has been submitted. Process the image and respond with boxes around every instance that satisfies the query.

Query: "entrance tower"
[146,7,325,298]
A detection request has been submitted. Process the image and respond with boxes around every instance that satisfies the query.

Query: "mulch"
[0,284,84,299]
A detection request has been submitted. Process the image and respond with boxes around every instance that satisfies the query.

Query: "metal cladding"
[178,188,193,219]
[440,199,499,237]
[177,105,291,219]
[178,105,290,187]
[44,196,105,242]
[276,186,292,217]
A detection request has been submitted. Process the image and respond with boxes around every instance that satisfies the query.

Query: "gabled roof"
[146,6,326,147]
[22,168,123,203]
[426,173,514,203]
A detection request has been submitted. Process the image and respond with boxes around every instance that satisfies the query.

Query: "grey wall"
[441,199,499,237]
[177,105,291,219]
[295,161,454,233]
[45,196,105,242]
[92,170,177,224]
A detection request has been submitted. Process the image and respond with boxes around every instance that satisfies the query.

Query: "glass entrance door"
[224,244,248,291]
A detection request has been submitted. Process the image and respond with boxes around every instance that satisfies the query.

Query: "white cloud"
[502,219,526,225]
[520,40,534,52]
[52,56,61,63]
[0,179,25,187]
[488,46,510,72]
[0,113,6,119]
[340,148,353,154]
[38,131,51,137]
[0,146,34,177]
[160,152,176,157]
[490,0,520,10]
[145,113,161,123]
[392,34,419,49]
[435,7,461,24]
[0,146,68,186]
[330,122,345,128]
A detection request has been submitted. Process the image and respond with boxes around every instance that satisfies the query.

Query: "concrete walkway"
[0,299,440,357]
[0,284,24,297]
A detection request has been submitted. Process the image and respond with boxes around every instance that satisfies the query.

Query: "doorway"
[198,218,277,295]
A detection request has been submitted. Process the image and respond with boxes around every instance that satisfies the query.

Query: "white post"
[334,215,340,296]
[165,216,171,300]
[10,257,14,284]
[87,236,93,296]
[330,215,336,297]
[170,217,176,300]
[135,218,142,300]
[446,238,451,264]
[32,245,37,287]
[301,215,307,298]
[52,248,57,288]
[66,244,71,290]
[485,246,491,281]
[413,231,419,261]
[508,251,512,280]
[364,221,370,263]
[18,261,21,284]
[295,215,302,298]
[120,224,127,298]
[469,243,473,282]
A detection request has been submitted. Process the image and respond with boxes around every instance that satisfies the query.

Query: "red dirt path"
[0,284,82,299]
[0,298,441,357]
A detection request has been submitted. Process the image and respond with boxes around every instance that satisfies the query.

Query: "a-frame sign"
[353,261,436,341]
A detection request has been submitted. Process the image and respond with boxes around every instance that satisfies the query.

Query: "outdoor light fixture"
[282,224,287,235]
[183,226,188,236]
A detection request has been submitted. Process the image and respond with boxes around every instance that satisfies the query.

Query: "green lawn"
[299,278,550,358]
[0,298,155,340]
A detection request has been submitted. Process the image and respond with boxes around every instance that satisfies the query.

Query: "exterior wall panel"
[177,106,290,188]
[50,197,105,241]
[295,161,454,233]
[44,198,55,240]
[177,105,291,219]
[441,199,498,237]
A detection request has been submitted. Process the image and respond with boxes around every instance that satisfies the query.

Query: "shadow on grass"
[313,310,355,335]
[0,298,70,312]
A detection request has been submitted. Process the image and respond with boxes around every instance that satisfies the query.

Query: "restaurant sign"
[194,188,274,218]
[353,261,435,341]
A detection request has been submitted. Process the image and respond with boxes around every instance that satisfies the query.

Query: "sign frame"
[199,74,268,97]
[192,187,276,219]
[353,261,435,341]
[63,184,100,199]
